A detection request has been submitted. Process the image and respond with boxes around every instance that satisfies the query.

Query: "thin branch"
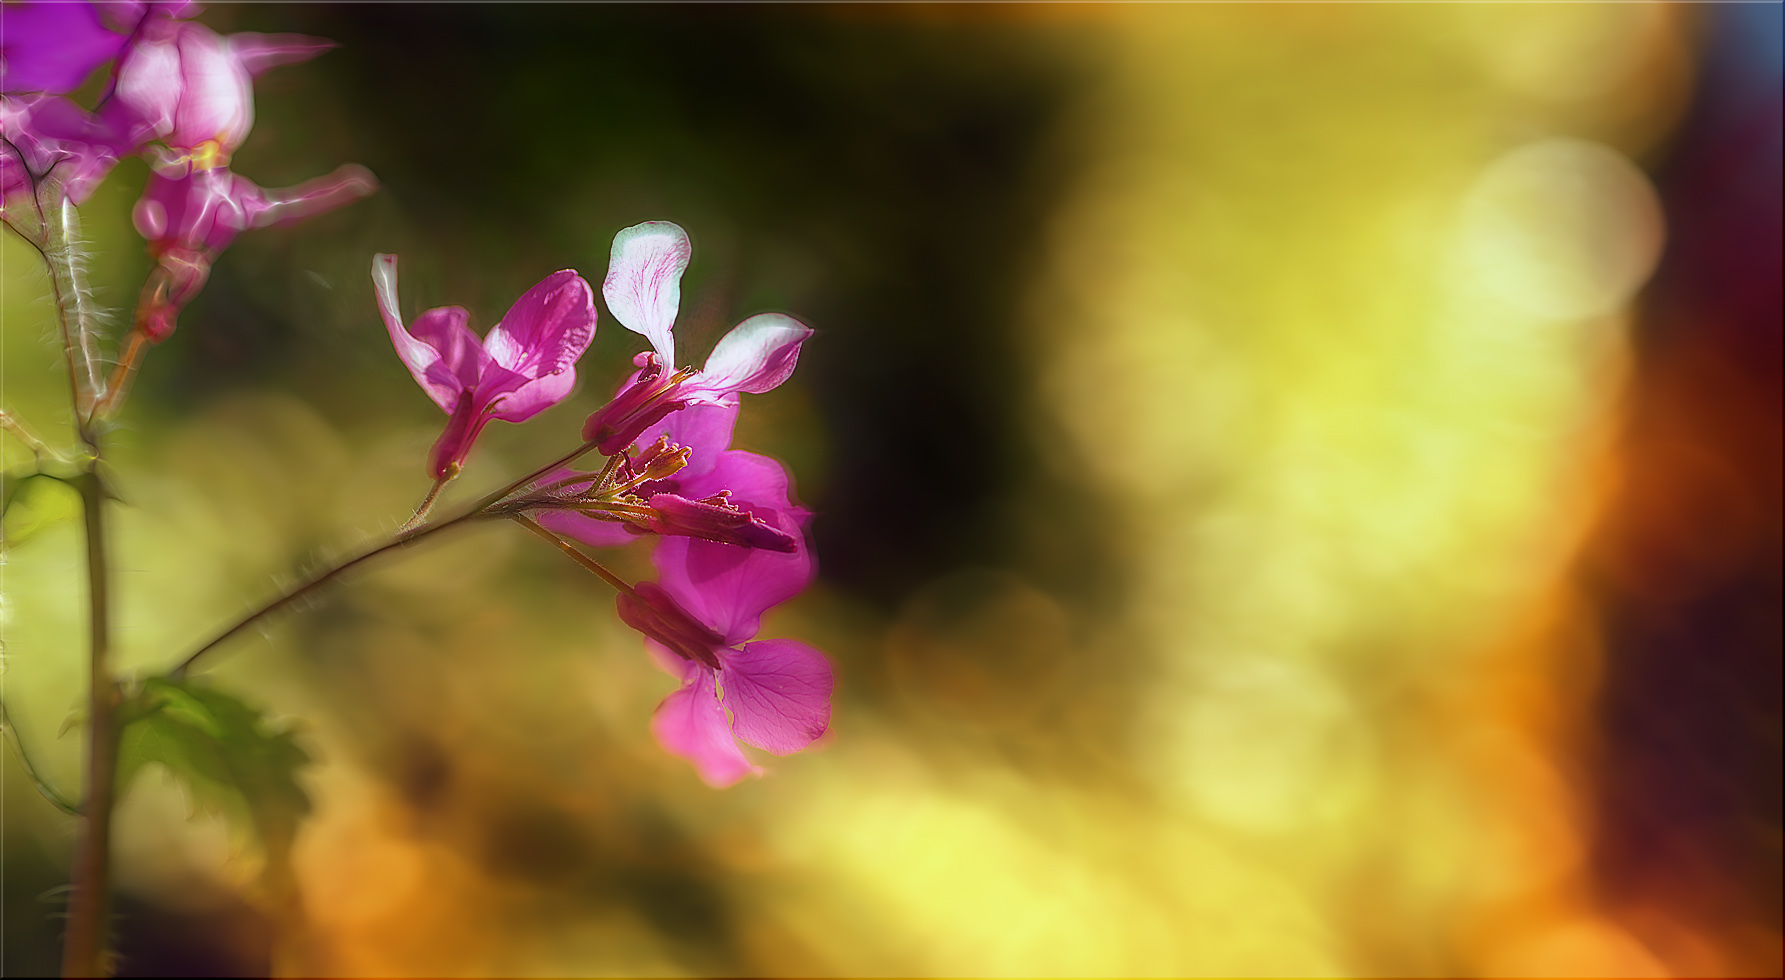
[168,509,483,679]
[0,697,83,816]
[0,409,74,465]
[88,330,150,422]
[167,439,605,678]
[510,513,637,597]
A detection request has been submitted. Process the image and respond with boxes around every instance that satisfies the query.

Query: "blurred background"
[2,3,1778,976]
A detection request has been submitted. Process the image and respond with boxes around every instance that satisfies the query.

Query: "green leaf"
[1,471,79,548]
[116,677,313,898]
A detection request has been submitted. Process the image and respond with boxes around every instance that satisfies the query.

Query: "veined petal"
[650,669,759,787]
[603,220,688,366]
[484,269,596,380]
[719,639,832,755]
[371,254,481,412]
[227,32,334,78]
[168,23,252,150]
[655,453,813,646]
[687,313,812,400]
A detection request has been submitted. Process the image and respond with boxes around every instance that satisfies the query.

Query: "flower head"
[372,254,598,478]
[132,164,374,340]
[582,221,813,453]
[107,11,331,172]
[615,454,830,786]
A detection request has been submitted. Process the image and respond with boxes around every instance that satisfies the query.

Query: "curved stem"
[510,514,637,597]
[168,509,482,679]
[0,697,82,816]
[168,440,605,678]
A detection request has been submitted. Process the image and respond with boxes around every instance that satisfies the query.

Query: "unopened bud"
[616,582,725,668]
[643,493,797,553]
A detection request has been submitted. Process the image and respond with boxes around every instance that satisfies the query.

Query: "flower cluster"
[379,222,830,786]
[1,1,375,343]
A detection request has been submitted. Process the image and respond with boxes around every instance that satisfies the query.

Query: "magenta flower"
[372,254,598,478]
[582,221,813,454]
[615,454,831,786]
[0,2,132,96]
[132,164,375,341]
[0,93,134,210]
[106,11,331,172]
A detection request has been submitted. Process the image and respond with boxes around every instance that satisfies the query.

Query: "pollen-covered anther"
[632,436,692,482]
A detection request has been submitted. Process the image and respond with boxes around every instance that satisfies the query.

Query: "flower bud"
[615,582,724,669]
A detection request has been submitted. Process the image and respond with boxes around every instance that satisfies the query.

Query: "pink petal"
[650,670,759,787]
[536,508,637,549]
[719,639,833,755]
[241,163,376,230]
[603,221,688,366]
[686,313,813,401]
[655,453,813,646]
[110,31,183,143]
[371,254,483,413]
[0,2,130,95]
[487,369,575,424]
[167,23,253,150]
[483,269,597,381]
[227,32,334,78]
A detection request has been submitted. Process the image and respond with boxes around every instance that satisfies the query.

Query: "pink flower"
[132,164,375,341]
[372,254,598,478]
[0,93,133,209]
[582,221,813,454]
[106,10,331,172]
[615,454,831,786]
[0,2,132,96]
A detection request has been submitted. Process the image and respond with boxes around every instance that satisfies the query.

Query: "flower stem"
[42,197,105,429]
[167,509,481,679]
[400,468,456,533]
[61,465,118,979]
[510,514,637,597]
[168,440,603,678]
[89,330,151,422]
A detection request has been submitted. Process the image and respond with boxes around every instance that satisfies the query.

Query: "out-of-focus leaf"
[0,471,79,548]
[116,677,313,898]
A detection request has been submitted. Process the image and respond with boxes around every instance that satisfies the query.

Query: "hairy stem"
[399,468,456,533]
[61,467,117,978]
[42,198,106,430]
[510,513,637,597]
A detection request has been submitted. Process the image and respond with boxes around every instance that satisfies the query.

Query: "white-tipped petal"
[603,220,689,366]
[694,313,813,399]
